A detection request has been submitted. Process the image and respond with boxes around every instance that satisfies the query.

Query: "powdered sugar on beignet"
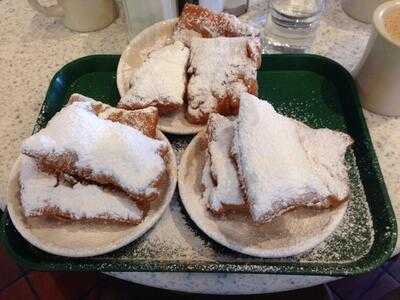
[299,126,353,207]
[202,114,244,213]
[186,37,261,124]
[21,101,168,201]
[118,41,189,115]
[174,4,259,46]
[69,93,159,138]
[232,93,353,223]
[19,155,143,224]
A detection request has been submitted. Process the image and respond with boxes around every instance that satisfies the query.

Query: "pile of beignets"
[118,4,262,125]
[202,93,353,223]
[19,94,170,224]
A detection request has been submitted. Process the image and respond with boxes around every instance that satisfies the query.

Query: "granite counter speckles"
[1,0,399,295]
[110,271,334,295]
[310,0,372,74]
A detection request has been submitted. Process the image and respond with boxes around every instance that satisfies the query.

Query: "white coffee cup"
[342,0,389,23]
[27,0,118,32]
[356,0,400,116]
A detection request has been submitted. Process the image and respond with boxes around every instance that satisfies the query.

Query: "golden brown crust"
[308,195,348,209]
[185,109,207,125]
[185,93,239,125]
[177,4,257,38]
[69,94,159,138]
[186,86,257,125]
[92,103,159,138]
[185,38,261,125]
[23,147,169,204]
[27,206,144,225]
[246,38,262,68]
[251,196,348,224]
[117,101,179,117]
[207,201,248,216]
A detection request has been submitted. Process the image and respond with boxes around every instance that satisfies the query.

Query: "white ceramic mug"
[356,0,400,116]
[342,0,389,23]
[27,0,118,32]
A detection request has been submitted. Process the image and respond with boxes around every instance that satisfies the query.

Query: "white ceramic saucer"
[7,131,177,257]
[117,19,204,135]
[178,131,348,258]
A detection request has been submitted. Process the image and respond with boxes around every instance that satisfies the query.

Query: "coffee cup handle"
[27,0,64,17]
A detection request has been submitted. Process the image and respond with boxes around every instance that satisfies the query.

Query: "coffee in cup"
[384,7,400,43]
[356,0,400,116]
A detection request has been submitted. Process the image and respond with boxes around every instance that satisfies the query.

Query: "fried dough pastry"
[19,155,144,224]
[186,37,261,124]
[231,93,353,223]
[69,93,159,138]
[174,4,259,46]
[201,114,245,214]
[22,100,169,203]
[118,41,189,115]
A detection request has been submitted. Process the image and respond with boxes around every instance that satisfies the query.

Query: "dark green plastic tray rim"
[1,54,397,276]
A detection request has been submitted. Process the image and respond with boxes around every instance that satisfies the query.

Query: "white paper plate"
[178,132,348,258]
[117,19,204,135]
[7,131,177,258]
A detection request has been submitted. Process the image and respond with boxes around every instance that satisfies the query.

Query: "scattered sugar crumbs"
[105,138,375,271]
[298,150,374,263]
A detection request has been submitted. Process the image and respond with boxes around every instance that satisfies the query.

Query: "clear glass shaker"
[122,0,178,39]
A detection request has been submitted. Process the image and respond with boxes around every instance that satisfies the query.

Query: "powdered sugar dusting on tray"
[180,132,350,258]
[300,151,374,265]
[21,101,167,197]
[108,133,373,268]
[95,110,373,266]
[18,118,374,272]
[19,155,143,222]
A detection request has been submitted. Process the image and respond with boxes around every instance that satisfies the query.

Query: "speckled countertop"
[1,0,399,295]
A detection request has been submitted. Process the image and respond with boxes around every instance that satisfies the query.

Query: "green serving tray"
[1,54,396,276]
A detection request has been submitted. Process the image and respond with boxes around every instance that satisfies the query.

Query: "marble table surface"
[1,0,399,295]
